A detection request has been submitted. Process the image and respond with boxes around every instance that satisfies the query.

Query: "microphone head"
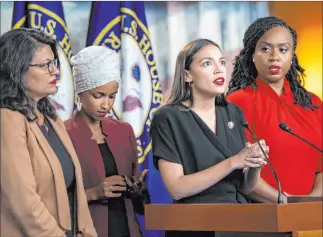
[279,122,291,132]
[240,120,249,128]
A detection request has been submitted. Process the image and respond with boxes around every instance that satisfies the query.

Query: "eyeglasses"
[29,59,59,74]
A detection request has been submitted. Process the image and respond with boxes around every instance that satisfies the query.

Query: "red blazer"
[64,115,142,237]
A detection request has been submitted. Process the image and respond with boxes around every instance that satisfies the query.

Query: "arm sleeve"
[127,123,141,177]
[126,123,151,215]
[311,93,323,122]
[0,110,66,236]
[310,93,323,173]
[150,115,182,170]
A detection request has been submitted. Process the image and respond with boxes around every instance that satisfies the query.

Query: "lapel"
[72,117,106,179]
[217,104,244,155]
[189,106,233,158]
[71,115,129,179]
[48,117,77,166]
[101,118,125,175]
[71,116,107,182]
[29,120,71,230]
[72,115,134,177]
[47,116,89,231]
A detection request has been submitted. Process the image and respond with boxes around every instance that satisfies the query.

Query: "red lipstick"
[268,65,281,75]
[213,77,225,86]
[49,79,57,85]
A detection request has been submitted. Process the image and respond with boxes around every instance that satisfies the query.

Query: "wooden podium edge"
[277,202,322,232]
[292,230,323,237]
[145,202,323,233]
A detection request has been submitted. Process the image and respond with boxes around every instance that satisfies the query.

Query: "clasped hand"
[94,175,127,199]
[124,169,149,199]
[231,140,269,169]
[93,169,149,199]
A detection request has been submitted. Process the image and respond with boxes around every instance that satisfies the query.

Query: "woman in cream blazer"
[0,29,97,237]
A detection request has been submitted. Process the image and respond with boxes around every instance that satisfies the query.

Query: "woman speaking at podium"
[227,16,322,202]
[150,39,268,237]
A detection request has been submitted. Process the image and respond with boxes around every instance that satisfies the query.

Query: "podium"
[145,202,322,237]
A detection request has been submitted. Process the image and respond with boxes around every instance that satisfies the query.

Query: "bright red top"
[227,78,322,195]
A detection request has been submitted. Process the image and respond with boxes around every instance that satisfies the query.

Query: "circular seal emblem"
[13,4,75,121]
[93,7,163,164]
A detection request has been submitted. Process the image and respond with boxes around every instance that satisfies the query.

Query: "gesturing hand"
[124,169,149,199]
[124,169,151,215]
[230,140,268,170]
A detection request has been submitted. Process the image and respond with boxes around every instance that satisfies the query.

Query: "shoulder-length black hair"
[0,28,59,121]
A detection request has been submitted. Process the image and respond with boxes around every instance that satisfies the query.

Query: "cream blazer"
[0,108,97,237]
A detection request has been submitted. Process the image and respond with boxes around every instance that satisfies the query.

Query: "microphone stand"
[279,122,323,153]
[241,121,284,204]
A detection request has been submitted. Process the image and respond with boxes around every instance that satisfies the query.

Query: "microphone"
[240,120,284,204]
[279,122,323,153]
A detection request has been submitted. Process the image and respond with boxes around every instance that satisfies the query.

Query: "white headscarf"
[71,46,120,94]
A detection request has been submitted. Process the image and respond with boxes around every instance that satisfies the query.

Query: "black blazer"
[150,102,248,204]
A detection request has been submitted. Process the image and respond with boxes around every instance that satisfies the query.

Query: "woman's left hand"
[124,169,149,198]
[245,141,268,168]
[124,169,151,215]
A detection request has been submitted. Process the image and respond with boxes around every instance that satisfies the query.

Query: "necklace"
[37,117,49,133]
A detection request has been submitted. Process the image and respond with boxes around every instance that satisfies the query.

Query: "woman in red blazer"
[65,46,149,237]
[227,17,322,202]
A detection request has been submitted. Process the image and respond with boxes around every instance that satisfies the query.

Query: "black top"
[98,143,130,237]
[150,102,249,204]
[38,118,75,237]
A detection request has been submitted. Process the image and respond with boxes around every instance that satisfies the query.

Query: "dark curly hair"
[228,16,316,109]
[0,28,59,121]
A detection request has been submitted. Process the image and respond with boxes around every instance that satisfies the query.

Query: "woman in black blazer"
[150,39,269,237]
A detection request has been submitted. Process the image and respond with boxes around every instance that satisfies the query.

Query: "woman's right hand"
[230,140,268,170]
[91,175,127,200]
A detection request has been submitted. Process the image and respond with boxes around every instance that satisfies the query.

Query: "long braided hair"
[228,16,316,109]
